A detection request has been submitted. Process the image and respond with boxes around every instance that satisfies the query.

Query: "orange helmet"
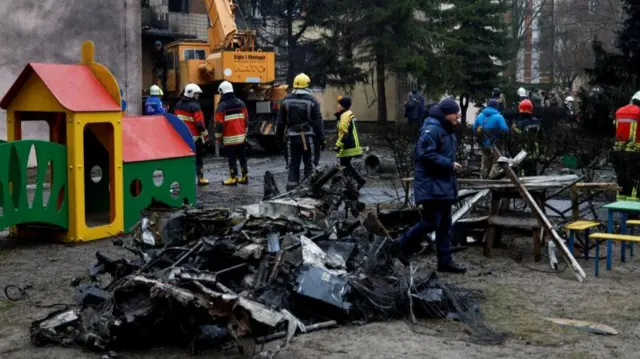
[518,99,533,114]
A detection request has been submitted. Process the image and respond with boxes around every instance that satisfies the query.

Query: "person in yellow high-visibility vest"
[335,96,366,189]
[612,91,640,200]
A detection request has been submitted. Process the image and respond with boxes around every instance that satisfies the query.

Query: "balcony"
[142,7,208,40]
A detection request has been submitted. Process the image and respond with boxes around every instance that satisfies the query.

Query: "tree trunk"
[286,0,295,87]
[376,52,387,123]
[459,93,469,127]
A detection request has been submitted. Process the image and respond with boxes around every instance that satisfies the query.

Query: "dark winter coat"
[405,94,426,122]
[276,88,324,142]
[413,106,459,203]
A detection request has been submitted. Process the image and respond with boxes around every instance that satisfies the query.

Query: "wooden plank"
[491,146,587,282]
[574,182,621,190]
[488,216,540,228]
[565,220,601,231]
[427,189,490,242]
[458,216,488,223]
[459,174,580,185]
[543,317,618,335]
[460,183,581,190]
[483,195,502,258]
[589,232,640,242]
[452,189,490,223]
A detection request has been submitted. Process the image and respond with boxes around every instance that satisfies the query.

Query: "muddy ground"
[1,151,640,359]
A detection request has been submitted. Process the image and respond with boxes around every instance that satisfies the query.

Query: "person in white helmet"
[564,96,575,117]
[144,85,166,115]
[214,81,250,186]
[175,83,209,185]
[516,87,528,103]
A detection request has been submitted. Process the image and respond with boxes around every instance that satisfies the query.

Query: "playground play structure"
[0,41,196,242]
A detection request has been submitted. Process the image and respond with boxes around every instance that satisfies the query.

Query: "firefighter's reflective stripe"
[615,118,640,151]
[192,130,209,141]
[224,134,246,145]
[224,113,245,122]
[177,114,194,122]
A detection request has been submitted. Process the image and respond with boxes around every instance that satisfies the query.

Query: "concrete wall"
[0,0,142,143]
[316,75,405,123]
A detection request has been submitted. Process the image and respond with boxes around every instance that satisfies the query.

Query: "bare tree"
[550,0,623,90]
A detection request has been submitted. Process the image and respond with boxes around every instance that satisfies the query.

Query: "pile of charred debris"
[30,167,506,356]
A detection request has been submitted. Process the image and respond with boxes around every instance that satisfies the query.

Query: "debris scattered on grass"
[29,167,507,355]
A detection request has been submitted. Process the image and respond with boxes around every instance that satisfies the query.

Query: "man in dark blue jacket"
[392,98,466,274]
[404,89,426,128]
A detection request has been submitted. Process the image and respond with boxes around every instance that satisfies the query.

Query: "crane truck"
[162,0,287,152]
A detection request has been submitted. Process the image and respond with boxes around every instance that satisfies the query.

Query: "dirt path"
[2,153,640,359]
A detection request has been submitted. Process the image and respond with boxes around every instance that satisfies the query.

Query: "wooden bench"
[625,219,640,257]
[588,232,640,277]
[564,220,600,260]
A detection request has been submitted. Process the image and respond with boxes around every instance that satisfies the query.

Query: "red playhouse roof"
[0,63,121,112]
[122,116,194,163]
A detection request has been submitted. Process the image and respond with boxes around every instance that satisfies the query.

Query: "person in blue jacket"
[390,98,466,274]
[144,85,166,115]
[473,99,508,178]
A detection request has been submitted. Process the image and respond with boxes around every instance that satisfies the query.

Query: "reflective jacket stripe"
[225,113,245,121]
[177,114,194,122]
[224,134,246,145]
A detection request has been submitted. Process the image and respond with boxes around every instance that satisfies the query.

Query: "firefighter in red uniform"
[175,83,209,185]
[612,91,640,200]
[215,81,249,185]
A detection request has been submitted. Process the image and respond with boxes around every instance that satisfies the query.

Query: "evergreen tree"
[616,0,640,88]
[447,0,509,125]
[240,0,365,87]
[585,1,640,134]
[333,0,455,123]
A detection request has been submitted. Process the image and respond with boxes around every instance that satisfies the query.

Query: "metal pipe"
[255,320,338,343]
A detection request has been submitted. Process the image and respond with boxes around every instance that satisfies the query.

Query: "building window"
[168,0,189,13]
[588,0,596,14]
[184,49,206,60]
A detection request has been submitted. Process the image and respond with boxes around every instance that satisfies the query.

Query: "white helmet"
[565,96,574,103]
[184,83,203,98]
[218,81,233,95]
[632,91,640,103]
[149,85,163,96]
[517,87,527,97]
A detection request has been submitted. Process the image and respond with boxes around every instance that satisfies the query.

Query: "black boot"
[437,262,467,274]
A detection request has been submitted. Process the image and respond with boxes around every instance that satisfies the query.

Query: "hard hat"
[565,96,575,103]
[632,91,640,103]
[518,99,533,114]
[184,83,203,98]
[293,73,311,89]
[154,40,162,46]
[517,87,527,97]
[149,85,163,96]
[218,81,233,95]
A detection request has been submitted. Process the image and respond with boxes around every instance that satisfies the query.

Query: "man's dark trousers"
[400,200,453,264]
[227,143,247,173]
[286,134,315,190]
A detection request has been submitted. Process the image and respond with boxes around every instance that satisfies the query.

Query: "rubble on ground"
[30,166,506,355]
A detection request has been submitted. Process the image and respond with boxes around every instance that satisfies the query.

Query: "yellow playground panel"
[0,41,124,242]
